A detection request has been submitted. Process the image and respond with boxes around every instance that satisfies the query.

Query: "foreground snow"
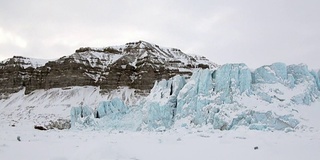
[0,125,319,160]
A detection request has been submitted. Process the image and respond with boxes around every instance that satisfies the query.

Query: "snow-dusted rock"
[0,41,216,96]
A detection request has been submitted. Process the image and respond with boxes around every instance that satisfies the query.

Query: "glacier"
[70,63,320,132]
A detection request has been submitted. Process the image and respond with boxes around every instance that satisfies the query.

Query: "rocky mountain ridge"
[0,41,216,98]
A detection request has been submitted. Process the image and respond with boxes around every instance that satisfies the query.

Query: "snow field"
[0,125,319,160]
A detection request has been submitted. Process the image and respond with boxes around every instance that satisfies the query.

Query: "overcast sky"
[0,0,319,69]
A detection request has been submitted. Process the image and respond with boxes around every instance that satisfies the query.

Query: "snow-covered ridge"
[0,56,50,68]
[60,51,123,69]
[0,41,217,70]
[61,40,217,69]
[121,41,218,69]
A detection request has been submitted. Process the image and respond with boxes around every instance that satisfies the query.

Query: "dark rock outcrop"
[0,41,216,98]
[34,118,71,130]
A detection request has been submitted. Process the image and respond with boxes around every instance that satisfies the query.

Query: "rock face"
[0,41,216,98]
[0,56,49,98]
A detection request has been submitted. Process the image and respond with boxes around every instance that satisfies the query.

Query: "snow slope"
[0,86,142,128]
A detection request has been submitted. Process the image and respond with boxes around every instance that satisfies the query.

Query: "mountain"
[0,41,319,132]
[0,40,216,97]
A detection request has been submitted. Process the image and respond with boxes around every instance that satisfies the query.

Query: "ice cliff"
[71,63,320,132]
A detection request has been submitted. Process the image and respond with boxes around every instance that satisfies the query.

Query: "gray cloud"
[0,0,319,69]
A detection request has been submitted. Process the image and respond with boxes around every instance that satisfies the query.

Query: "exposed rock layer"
[0,41,215,97]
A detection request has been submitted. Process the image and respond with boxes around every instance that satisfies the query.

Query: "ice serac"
[253,62,288,84]
[214,63,252,104]
[96,98,128,119]
[287,64,319,105]
[143,75,186,130]
[287,64,312,84]
[70,106,95,128]
[252,63,320,105]
[318,70,320,88]
[70,98,140,130]
[95,99,143,131]
[311,70,320,91]
[229,111,299,131]
[253,63,290,102]
[175,69,214,126]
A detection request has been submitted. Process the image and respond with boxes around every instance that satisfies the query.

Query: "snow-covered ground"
[0,124,319,160]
